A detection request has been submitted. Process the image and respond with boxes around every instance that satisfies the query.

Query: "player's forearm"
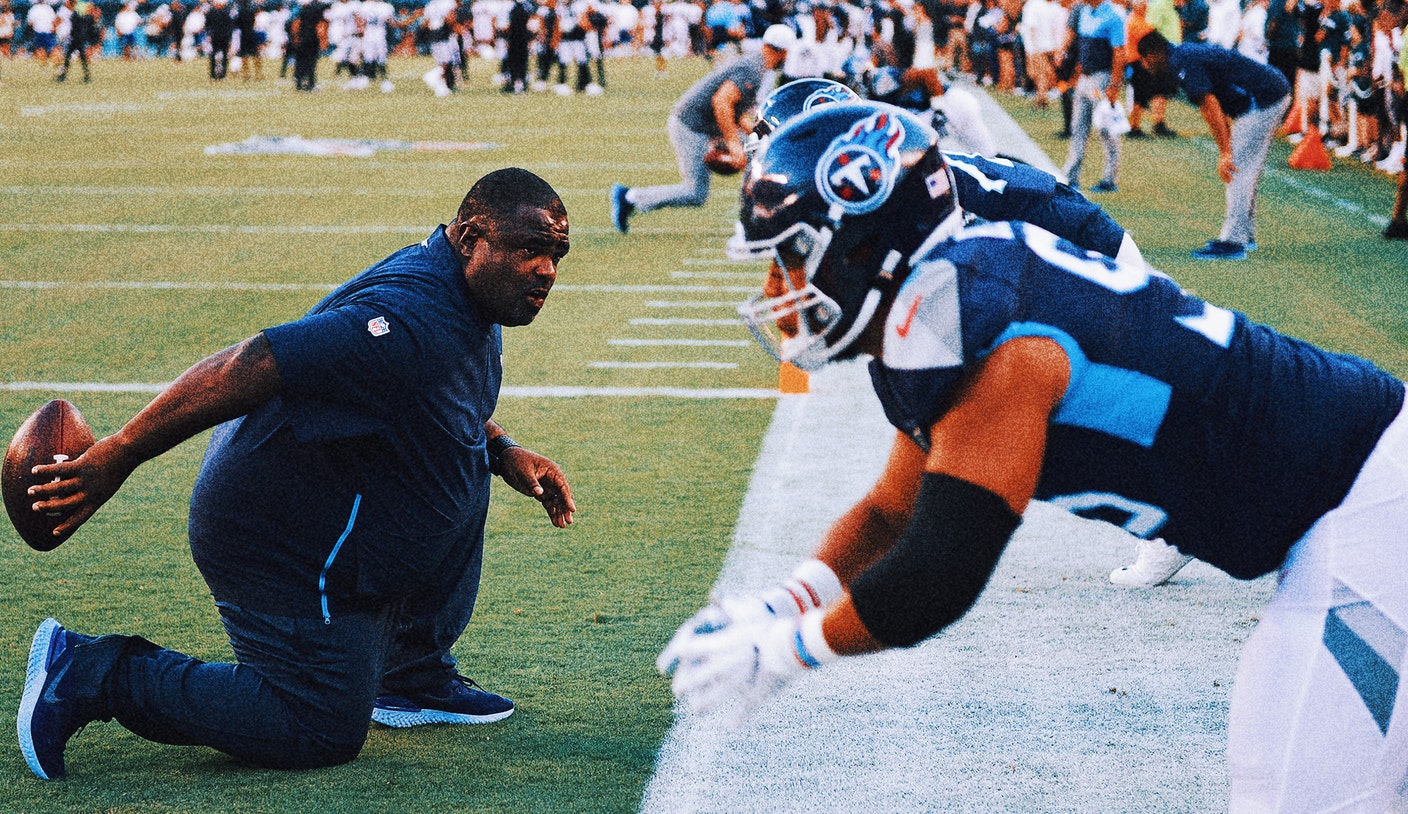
[112,333,281,468]
[1200,97,1231,154]
[814,499,908,586]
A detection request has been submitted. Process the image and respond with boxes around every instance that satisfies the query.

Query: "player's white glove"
[669,611,839,724]
[656,559,843,676]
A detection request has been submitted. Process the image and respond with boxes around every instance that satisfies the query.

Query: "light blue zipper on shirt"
[319,493,362,624]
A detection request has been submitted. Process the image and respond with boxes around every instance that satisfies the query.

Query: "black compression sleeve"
[850,473,1022,648]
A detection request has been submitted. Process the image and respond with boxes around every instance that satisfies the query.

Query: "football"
[2,399,96,551]
[703,139,743,176]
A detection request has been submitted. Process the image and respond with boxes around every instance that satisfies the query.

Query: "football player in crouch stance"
[17,169,576,779]
[659,103,1408,810]
[752,81,1189,587]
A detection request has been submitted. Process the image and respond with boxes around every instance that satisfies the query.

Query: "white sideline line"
[629,318,740,326]
[0,381,775,398]
[588,362,739,370]
[608,338,752,347]
[680,258,756,266]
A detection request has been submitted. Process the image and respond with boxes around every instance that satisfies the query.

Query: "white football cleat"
[380,80,394,93]
[1110,538,1193,587]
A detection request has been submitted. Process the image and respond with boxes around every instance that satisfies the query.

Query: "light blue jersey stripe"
[988,322,1171,448]
[319,494,362,624]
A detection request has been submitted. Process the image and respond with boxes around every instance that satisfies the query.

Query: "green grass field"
[1,53,1405,813]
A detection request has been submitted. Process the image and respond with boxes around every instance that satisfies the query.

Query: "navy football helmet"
[731,102,961,371]
[753,78,861,141]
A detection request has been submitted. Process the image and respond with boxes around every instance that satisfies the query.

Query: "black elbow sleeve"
[850,473,1022,648]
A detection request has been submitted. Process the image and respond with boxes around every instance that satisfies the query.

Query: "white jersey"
[1019,0,1062,54]
[357,0,392,57]
[115,7,141,35]
[325,0,358,45]
[1236,3,1267,63]
[55,3,72,41]
[1205,0,1241,49]
[26,2,57,34]
[423,0,454,30]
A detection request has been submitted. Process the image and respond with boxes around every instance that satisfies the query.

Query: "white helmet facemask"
[729,219,885,372]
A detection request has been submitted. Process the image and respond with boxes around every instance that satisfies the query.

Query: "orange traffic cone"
[778,362,809,394]
[1289,126,1331,170]
[1281,99,1304,136]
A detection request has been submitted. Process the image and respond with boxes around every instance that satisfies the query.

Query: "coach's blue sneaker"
[1245,240,1258,252]
[1091,180,1118,193]
[18,619,91,780]
[610,184,633,234]
[371,675,515,727]
[1191,240,1247,260]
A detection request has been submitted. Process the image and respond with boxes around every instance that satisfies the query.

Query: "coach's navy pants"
[61,541,484,769]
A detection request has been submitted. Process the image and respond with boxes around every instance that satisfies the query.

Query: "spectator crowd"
[0,0,1402,225]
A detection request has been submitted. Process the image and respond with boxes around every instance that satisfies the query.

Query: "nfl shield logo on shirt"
[367,316,391,337]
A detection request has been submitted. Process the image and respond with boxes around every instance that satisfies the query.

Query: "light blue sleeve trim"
[987,322,1171,448]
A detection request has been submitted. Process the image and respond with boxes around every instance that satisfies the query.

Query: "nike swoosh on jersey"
[896,295,924,338]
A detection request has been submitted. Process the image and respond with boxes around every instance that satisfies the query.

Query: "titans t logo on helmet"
[802,84,857,111]
[815,111,903,216]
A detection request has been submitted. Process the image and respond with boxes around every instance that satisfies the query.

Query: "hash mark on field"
[608,338,753,347]
[629,318,740,326]
[671,271,759,280]
[587,362,739,370]
[0,280,755,295]
[0,280,337,292]
[1,381,774,397]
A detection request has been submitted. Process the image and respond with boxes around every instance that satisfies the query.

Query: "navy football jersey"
[943,151,1126,259]
[869,221,1404,579]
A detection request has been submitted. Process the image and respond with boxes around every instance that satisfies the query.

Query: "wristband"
[794,612,841,668]
[487,434,520,460]
[759,558,844,617]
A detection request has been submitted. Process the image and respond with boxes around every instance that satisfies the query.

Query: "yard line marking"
[629,318,741,326]
[681,258,757,266]
[0,280,756,294]
[608,338,753,347]
[1,280,338,292]
[0,223,430,235]
[0,381,774,398]
[557,284,756,293]
[643,301,742,309]
[0,185,624,197]
[0,223,729,238]
[587,362,740,370]
[670,271,759,280]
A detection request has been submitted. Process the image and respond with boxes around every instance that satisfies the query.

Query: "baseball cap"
[762,24,796,50]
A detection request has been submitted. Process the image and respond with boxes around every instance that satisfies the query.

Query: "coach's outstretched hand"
[495,446,576,528]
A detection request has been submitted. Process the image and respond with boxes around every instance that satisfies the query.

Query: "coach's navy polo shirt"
[189,226,501,619]
[1168,43,1290,119]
